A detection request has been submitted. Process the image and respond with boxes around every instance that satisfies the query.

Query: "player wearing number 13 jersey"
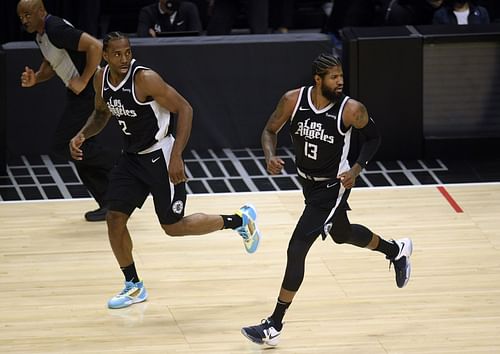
[70,32,261,310]
[290,87,350,179]
[241,53,413,347]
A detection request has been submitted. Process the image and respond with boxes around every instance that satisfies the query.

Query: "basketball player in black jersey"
[69,32,261,309]
[241,53,413,346]
[17,0,116,221]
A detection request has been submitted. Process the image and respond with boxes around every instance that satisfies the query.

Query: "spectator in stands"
[269,0,295,34]
[378,0,443,25]
[433,0,490,24]
[137,0,202,37]
[324,0,376,32]
[206,0,269,35]
[322,0,375,53]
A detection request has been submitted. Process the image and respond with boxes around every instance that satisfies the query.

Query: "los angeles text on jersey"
[294,119,334,144]
[106,98,138,117]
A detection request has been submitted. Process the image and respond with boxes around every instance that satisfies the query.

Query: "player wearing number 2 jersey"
[241,53,413,347]
[70,32,261,310]
[101,58,172,154]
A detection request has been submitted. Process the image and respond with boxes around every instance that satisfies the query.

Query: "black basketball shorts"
[106,144,186,225]
[298,176,351,239]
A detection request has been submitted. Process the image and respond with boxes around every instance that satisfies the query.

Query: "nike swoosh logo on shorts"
[152,156,161,163]
[327,181,339,188]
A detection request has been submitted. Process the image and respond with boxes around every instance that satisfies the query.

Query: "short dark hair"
[312,53,342,78]
[103,31,129,51]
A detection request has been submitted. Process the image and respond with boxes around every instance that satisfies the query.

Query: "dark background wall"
[0,34,332,160]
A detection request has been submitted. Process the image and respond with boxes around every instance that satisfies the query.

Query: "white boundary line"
[2,181,499,205]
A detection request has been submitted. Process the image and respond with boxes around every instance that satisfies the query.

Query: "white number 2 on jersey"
[118,120,132,135]
[304,141,318,160]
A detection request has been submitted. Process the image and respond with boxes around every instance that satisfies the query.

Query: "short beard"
[321,84,341,103]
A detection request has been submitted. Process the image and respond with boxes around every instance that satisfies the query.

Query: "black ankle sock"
[221,214,242,229]
[375,239,399,259]
[269,298,291,331]
[121,263,139,283]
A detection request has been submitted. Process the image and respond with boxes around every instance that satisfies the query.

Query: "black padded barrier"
[342,24,500,160]
[342,26,423,161]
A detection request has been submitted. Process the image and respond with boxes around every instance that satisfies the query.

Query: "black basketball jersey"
[102,59,172,153]
[290,86,352,178]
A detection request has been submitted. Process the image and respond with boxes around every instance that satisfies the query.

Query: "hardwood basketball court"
[1,183,500,353]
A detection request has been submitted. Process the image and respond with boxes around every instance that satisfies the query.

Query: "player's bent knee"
[106,210,128,226]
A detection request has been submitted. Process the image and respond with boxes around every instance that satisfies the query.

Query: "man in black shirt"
[17,0,117,221]
[136,0,202,37]
[241,53,413,346]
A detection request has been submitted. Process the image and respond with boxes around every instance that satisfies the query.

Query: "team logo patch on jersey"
[172,200,184,214]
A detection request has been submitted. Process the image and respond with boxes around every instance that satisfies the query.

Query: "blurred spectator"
[206,0,269,35]
[322,0,375,53]
[137,0,202,37]
[377,0,443,25]
[269,0,295,33]
[323,0,376,34]
[433,0,490,24]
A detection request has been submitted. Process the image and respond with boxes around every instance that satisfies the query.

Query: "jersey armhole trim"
[290,86,305,123]
[337,96,351,136]
[132,65,154,106]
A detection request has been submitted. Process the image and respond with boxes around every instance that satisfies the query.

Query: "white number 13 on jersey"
[304,141,318,160]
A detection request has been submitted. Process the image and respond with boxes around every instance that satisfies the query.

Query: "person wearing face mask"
[432,0,490,24]
[137,0,202,37]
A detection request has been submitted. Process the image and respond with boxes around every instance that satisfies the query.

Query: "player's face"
[17,1,44,33]
[104,38,133,76]
[318,65,344,102]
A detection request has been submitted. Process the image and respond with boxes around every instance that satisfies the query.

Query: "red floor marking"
[437,186,463,213]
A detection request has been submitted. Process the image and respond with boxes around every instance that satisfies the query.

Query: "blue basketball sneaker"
[235,204,261,254]
[108,280,148,309]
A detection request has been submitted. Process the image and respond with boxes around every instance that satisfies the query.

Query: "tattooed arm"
[261,89,299,175]
[339,99,381,188]
[69,68,112,161]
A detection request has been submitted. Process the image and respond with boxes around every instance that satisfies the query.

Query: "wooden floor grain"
[1,184,500,353]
